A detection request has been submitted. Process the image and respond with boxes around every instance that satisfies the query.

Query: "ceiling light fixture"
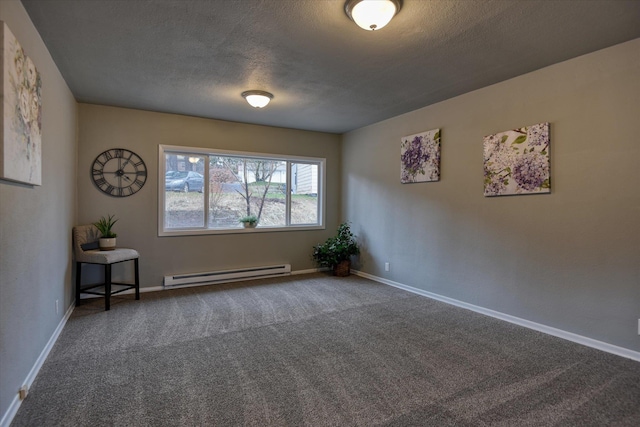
[241,90,274,108]
[345,0,401,31]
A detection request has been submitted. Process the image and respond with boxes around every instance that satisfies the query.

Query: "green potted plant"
[93,214,118,251]
[239,214,258,228]
[312,222,360,276]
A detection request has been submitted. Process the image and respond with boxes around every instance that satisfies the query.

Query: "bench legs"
[75,262,82,305]
[105,264,111,311]
[75,258,139,311]
[135,258,140,300]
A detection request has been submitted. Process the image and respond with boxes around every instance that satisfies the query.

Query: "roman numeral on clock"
[94,177,107,187]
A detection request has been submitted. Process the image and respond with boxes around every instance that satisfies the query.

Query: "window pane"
[165,153,205,228]
[291,163,319,225]
[209,157,241,228]
[209,157,286,228]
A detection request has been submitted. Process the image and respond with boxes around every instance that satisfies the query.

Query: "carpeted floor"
[11,273,640,426]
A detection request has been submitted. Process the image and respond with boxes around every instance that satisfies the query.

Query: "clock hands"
[108,170,136,177]
[105,171,133,182]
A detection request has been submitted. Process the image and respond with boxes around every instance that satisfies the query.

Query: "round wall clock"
[91,148,147,197]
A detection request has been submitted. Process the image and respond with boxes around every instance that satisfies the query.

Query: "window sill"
[158,224,325,237]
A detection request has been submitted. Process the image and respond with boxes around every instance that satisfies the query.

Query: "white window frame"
[158,144,326,236]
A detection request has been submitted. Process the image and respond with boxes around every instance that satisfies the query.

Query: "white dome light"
[242,90,274,108]
[345,0,401,31]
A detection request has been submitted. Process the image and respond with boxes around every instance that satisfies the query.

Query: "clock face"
[91,148,147,197]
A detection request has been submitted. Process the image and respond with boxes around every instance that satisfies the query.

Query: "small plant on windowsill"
[312,222,360,277]
[93,214,118,251]
[239,215,258,228]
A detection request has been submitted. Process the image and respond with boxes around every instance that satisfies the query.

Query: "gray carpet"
[12,274,640,426]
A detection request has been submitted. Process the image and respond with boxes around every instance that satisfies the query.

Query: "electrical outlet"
[384,262,390,272]
[56,300,59,315]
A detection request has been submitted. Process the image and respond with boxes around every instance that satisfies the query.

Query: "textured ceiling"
[21,0,640,134]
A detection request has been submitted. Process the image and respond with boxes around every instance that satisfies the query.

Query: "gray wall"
[342,39,640,352]
[77,104,341,287]
[0,0,77,419]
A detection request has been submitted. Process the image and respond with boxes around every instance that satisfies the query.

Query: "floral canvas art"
[401,129,440,183]
[1,22,42,185]
[483,122,550,197]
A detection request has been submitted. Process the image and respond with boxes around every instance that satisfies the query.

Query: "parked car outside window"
[166,171,204,192]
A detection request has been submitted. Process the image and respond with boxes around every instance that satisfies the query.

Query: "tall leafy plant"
[93,214,118,238]
[312,222,359,269]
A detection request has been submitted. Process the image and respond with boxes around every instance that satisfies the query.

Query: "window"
[159,145,325,235]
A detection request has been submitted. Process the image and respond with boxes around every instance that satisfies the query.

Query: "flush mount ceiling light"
[241,90,274,108]
[345,0,402,31]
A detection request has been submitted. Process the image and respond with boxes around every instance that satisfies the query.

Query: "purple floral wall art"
[1,22,42,186]
[401,128,440,183]
[483,122,550,197]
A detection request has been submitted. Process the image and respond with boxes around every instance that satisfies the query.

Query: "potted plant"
[312,222,360,276]
[239,214,258,228]
[93,214,118,251]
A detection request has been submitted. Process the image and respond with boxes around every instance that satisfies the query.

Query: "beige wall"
[77,104,341,287]
[342,39,640,352]
[0,0,77,419]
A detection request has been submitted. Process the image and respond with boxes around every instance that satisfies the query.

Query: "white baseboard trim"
[80,269,322,299]
[0,302,75,427]
[353,270,640,363]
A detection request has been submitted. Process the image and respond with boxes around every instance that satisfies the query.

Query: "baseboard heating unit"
[163,264,291,289]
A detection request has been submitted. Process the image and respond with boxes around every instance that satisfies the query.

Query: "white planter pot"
[242,222,257,228]
[99,237,116,251]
